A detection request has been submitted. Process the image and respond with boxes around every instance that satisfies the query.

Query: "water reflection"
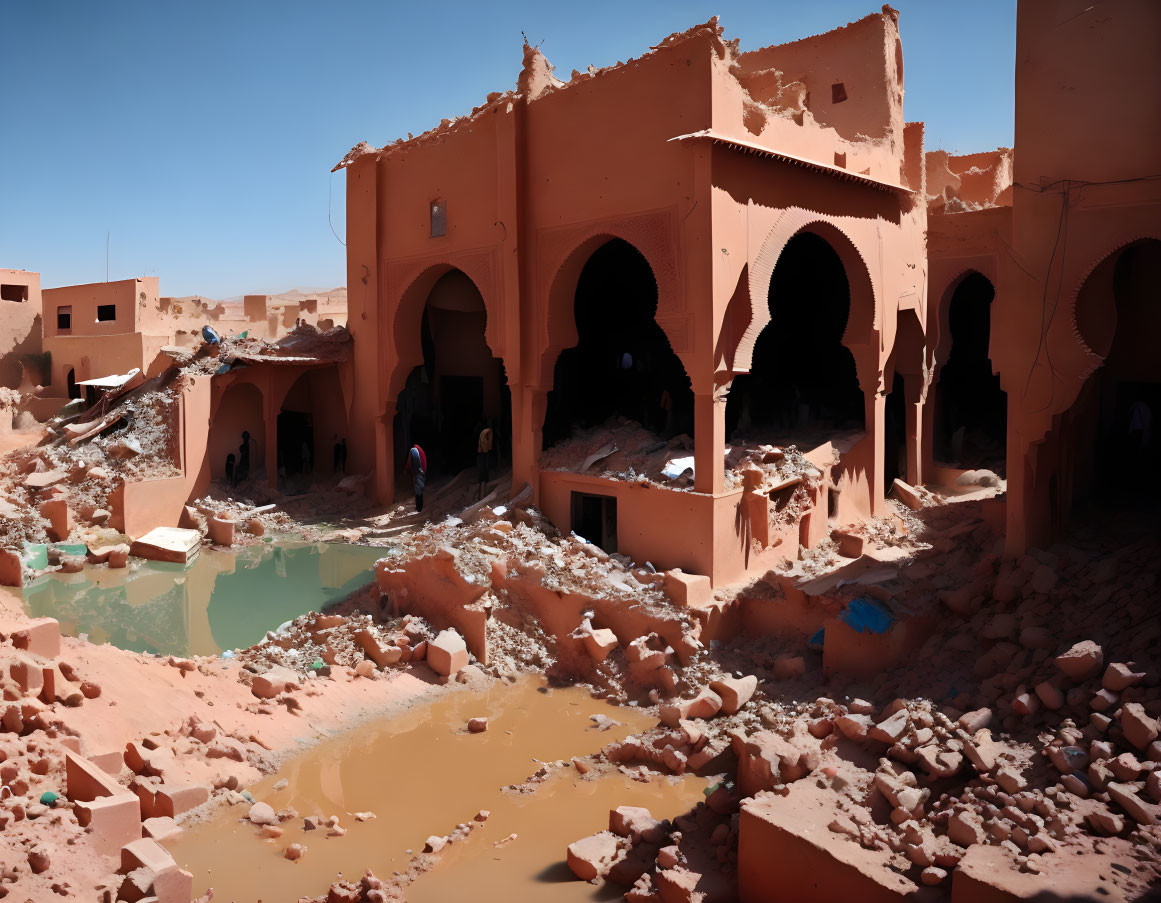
[21,541,386,657]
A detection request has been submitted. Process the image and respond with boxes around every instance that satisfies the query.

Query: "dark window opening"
[726,231,865,444]
[827,487,840,519]
[543,238,692,449]
[0,284,28,302]
[97,304,116,322]
[57,307,72,331]
[430,199,447,238]
[570,491,617,553]
[831,82,847,104]
[66,368,80,399]
[933,273,1006,472]
[834,152,847,169]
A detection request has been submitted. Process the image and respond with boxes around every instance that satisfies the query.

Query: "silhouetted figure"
[224,453,235,485]
[333,434,347,475]
[405,444,427,513]
[236,431,253,485]
[300,439,312,475]
[476,426,493,500]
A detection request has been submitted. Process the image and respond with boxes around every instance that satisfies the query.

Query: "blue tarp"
[840,597,895,635]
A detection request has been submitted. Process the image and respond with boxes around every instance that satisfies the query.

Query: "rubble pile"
[0,326,355,556]
[560,510,1161,901]
[537,416,830,508]
[374,495,714,693]
[239,609,432,680]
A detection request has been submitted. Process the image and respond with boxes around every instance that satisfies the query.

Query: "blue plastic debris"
[840,597,895,635]
[201,325,221,344]
[808,628,825,651]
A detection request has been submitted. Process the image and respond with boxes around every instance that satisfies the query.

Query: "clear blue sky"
[0,0,1015,298]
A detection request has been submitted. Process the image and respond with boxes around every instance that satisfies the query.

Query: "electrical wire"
[328,171,346,247]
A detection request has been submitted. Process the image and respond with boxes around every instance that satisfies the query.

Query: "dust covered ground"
[1,462,1159,902]
[0,350,1159,902]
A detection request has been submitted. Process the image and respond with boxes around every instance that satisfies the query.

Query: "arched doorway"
[393,269,511,488]
[542,238,692,449]
[726,230,865,441]
[210,382,264,484]
[1066,238,1161,517]
[932,272,1006,471]
[276,367,350,487]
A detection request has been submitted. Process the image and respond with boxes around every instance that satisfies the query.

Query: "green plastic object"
[40,791,59,807]
[310,660,325,671]
[21,543,48,570]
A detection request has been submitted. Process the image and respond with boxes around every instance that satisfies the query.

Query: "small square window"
[834,151,847,168]
[97,304,116,322]
[0,284,28,302]
[831,82,847,104]
[57,306,72,331]
[430,199,447,238]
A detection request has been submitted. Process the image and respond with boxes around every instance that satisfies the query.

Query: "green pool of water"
[20,541,386,657]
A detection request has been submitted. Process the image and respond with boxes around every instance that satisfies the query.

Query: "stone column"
[905,376,926,486]
[515,387,547,501]
[868,391,887,516]
[694,389,727,495]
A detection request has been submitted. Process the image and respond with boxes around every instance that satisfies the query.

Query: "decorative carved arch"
[739,212,878,386]
[384,261,502,412]
[1067,234,1161,381]
[931,267,997,382]
[536,210,683,388]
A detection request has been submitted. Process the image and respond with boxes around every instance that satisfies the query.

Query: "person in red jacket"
[405,444,427,513]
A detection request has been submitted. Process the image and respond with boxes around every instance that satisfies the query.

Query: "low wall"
[110,475,193,538]
[538,471,822,588]
[112,375,213,538]
[539,471,717,577]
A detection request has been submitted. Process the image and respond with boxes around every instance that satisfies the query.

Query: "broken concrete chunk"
[129,527,201,564]
[709,675,757,716]
[1103,662,1146,692]
[427,629,469,677]
[868,708,909,744]
[609,806,662,843]
[583,628,619,662]
[1053,640,1104,681]
[566,831,622,881]
[1121,703,1160,751]
[248,802,279,826]
[251,666,300,700]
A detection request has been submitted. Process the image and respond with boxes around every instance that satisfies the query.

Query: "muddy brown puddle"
[169,676,708,902]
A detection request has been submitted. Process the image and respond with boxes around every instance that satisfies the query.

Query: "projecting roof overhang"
[669,130,914,196]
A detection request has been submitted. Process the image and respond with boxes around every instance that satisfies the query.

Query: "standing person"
[235,431,252,485]
[332,434,348,475]
[475,425,493,500]
[224,453,235,485]
[405,444,427,513]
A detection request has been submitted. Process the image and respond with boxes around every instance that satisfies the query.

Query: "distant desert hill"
[170,287,347,311]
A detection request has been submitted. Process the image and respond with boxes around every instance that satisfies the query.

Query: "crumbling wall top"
[925,147,1014,214]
